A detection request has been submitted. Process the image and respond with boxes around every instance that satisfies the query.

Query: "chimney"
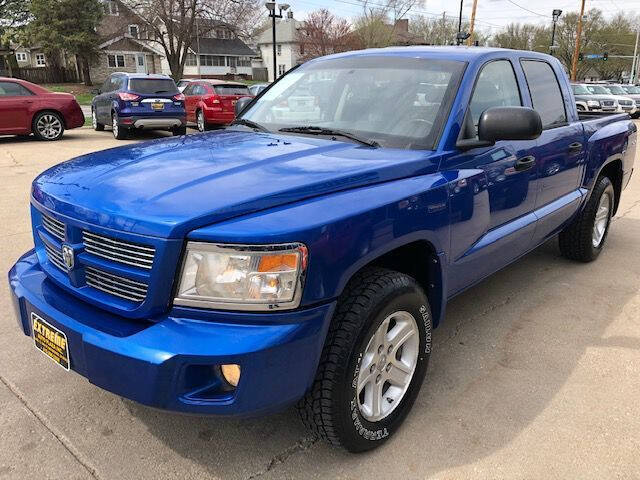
[394,19,409,32]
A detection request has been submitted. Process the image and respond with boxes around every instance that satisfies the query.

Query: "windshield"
[572,84,591,95]
[607,85,626,95]
[239,56,466,149]
[129,78,179,95]
[214,85,250,96]
[587,85,611,95]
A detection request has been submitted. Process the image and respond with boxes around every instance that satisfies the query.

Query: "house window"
[199,55,225,67]
[104,0,118,15]
[35,54,46,66]
[277,44,282,56]
[185,54,197,67]
[15,52,27,62]
[278,64,286,76]
[237,56,251,67]
[129,25,139,38]
[227,56,237,68]
[216,29,224,39]
[107,54,125,68]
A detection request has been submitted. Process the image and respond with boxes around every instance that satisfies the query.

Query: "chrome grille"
[42,214,65,241]
[82,231,155,270]
[44,243,66,271]
[602,100,614,106]
[85,267,148,302]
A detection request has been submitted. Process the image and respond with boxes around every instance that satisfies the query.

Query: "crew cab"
[0,77,84,140]
[9,47,636,453]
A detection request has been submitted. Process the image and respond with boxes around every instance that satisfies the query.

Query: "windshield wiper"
[278,126,379,148]
[230,118,270,132]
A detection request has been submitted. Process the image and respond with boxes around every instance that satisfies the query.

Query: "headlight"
[174,242,308,311]
[587,100,600,107]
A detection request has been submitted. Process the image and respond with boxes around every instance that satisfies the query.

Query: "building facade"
[255,19,303,82]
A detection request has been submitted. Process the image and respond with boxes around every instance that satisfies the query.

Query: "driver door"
[446,59,539,294]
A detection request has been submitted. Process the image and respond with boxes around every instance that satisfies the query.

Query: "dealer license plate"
[151,102,164,111]
[31,313,70,371]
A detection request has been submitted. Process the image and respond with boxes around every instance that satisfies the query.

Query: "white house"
[256,18,303,82]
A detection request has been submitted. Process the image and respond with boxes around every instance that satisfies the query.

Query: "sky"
[281,0,640,34]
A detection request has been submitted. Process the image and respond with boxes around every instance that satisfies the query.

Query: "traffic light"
[578,53,584,61]
[603,52,608,61]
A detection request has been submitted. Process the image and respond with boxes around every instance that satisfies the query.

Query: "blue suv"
[91,73,186,139]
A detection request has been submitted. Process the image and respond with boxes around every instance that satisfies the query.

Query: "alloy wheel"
[356,311,419,422]
[592,191,611,247]
[36,114,62,140]
[197,111,205,132]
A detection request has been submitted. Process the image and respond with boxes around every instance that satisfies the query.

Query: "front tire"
[92,109,104,131]
[32,112,65,141]
[559,175,615,262]
[298,268,432,452]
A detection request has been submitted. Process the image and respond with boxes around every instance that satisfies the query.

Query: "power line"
[502,0,548,18]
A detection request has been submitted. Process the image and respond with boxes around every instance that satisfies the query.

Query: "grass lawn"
[42,83,95,105]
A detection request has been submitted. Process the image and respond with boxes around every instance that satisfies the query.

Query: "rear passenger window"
[521,60,567,128]
[0,82,32,96]
[469,60,522,128]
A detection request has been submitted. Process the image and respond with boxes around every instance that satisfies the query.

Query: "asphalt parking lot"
[1,127,639,480]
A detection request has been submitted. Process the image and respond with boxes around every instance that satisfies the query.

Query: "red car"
[183,80,253,132]
[0,77,85,141]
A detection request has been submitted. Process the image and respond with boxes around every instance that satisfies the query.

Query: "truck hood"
[32,130,441,238]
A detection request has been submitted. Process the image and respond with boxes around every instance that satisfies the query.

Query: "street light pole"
[265,2,290,82]
[457,0,464,45]
[550,9,562,56]
[630,28,639,85]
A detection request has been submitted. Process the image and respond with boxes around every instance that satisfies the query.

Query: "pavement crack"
[612,199,640,222]
[0,374,103,480]
[245,436,319,479]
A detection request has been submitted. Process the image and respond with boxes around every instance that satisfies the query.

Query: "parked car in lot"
[10,47,636,453]
[617,84,640,116]
[248,83,269,96]
[176,79,194,93]
[571,83,604,112]
[0,77,84,141]
[91,73,186,139]
[183,80,252,131]
[604,84,638,117]
[586,84,636,116]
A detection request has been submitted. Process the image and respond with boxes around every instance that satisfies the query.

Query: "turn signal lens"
[258,253,298,272]
[221,364,241,387]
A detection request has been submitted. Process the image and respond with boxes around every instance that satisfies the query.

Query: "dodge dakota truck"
[9,47,636,452]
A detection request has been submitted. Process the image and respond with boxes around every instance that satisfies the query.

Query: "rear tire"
[196,110,208,132]
[32,111,65,141]
[112,113,128,140]
[559,175,615,262]
[298,268,432,452]
[173,125,187,136]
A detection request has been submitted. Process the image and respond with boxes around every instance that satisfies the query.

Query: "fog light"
[221,364,241,387]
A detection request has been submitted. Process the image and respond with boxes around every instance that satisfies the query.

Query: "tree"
[352,0,425,48]
[23,0,103,85]
[410,13,489,46]
[296,9,351,62]
[123,0,263,80]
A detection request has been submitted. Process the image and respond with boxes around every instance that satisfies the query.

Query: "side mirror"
[478,106,542,142]
[235,96,253,116]
[91,88,101,95]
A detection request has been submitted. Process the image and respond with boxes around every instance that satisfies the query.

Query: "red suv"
[0,77,84,140]
[183,80,252,132]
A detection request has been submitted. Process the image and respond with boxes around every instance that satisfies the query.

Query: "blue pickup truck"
[9,47,636,452]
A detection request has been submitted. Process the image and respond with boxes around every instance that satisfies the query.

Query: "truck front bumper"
[9,250,334,416]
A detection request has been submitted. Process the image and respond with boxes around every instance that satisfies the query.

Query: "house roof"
[191,37,256,56]
[99,36,159,54]
[256,19,302,44]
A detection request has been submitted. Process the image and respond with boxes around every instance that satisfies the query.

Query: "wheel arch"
[336,239,446,328]
[591,157,623,216]
[31,109,67,131]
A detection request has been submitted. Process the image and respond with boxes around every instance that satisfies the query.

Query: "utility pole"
[570,0,586,81]
[630,28,639,84]
[466,0,478,46]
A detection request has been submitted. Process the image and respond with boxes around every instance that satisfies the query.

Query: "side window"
[0,82,33,96]
[521,60,567,128]
[469,60,522,128]
[182,84,193,95]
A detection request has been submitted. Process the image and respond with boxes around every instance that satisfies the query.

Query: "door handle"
[568,142,583,153]
[515,155,536,171]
